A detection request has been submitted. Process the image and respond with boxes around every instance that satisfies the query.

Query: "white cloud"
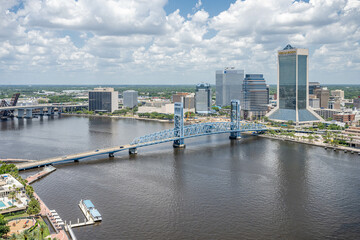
[0,0,359,84]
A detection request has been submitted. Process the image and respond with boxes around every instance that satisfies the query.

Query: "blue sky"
[0,0,359,85]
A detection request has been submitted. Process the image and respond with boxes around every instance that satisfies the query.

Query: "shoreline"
[62,113,173,123]
[260,134,360,154]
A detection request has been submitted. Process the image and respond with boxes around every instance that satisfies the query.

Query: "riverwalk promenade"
[261,134,360,154]
[27,169,69,240]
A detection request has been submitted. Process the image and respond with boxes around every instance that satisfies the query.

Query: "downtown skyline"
[1,0,360,85]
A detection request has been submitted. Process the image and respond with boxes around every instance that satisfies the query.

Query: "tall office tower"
[216,67,244,106]
[309,82,321,94]
[89,88,119,113]
[195,83,212,114]
[266,44,323,123]
[242,74,269,119]
[123,90,138,108]
[314,87,330,108]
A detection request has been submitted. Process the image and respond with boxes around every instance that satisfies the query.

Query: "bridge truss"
[131,100,267,147]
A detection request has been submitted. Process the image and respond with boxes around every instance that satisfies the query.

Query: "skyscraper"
[89,87,119,113]
[123,90,138,108]
[267,44,322,123]
[195,83,212,114]
[242,74,269,119]
[216,67,244,106]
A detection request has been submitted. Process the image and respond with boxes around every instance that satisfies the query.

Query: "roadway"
[16,138,177,171]
[0,103,88,111]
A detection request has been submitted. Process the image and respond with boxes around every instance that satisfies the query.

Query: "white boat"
[79,199,102,222]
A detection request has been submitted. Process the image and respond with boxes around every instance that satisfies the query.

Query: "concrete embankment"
[62,113,173,123]
[260,134,360,154]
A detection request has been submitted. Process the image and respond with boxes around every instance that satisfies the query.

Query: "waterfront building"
[343,127,360,148]
[195,83,212,114]
[216,67,244,106]
[242,74,269,119]
[123,90,138,109]
[314,87,329,109]
[89,88,119,113]
[266,44,323,123]
[309,82,321,94]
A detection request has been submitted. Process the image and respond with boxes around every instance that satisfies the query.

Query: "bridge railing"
[131,121,267,145]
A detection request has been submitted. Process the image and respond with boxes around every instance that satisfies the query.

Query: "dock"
[26,165,56,184]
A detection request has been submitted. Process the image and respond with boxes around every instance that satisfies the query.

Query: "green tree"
[0,214,10,237]
[26,198,40,215]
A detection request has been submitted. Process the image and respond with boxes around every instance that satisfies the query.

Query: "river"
[1,115,360,240]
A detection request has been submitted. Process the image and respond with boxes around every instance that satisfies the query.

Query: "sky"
[0,0,360,85]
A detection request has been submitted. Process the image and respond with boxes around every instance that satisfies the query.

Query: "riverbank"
[63,113,173,123]
[260,134,360,154]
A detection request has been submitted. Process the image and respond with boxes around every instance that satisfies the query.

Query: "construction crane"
[0,93,20,120]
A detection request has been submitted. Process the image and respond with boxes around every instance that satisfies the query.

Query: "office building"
[173,92,195,111]
[216,67,244,106]
[314,87,330,108]
[195,83,212,114]
[309,98,320,109]
[331,89,345,100]
[309,82,321,94]
[328,100,341,110]
[266,44,323,123]
[242,74,269,119]
[354,97,360,109]
[123,90,138,108]
[173,93,189,103]
[89,88,118,113]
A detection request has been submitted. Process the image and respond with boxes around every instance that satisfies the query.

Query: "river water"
[1,116,360,240]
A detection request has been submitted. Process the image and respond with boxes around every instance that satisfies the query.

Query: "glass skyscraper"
[267,45,322,123]
[216,68,244,106]
[242,74,269,119]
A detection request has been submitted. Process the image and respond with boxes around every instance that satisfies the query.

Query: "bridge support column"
[58,107,63,115]
[39,108,44,116]
[173,102,185,148]
[109,152,114,157]
[129,148,137,154]
[229,99,241,140]
[25,108,33,119]
[17,109,24,118]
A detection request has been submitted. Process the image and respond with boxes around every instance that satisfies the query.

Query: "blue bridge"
[16,100,267,170]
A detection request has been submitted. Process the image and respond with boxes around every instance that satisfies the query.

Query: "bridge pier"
[109,152,114,157]
[129,148,137,154]
[229,99,241,140]
[17,109,24,118]
[25,108,33,119]
[39,108,44,116]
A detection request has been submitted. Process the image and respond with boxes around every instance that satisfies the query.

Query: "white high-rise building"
[216,67,244,106]
[89,87,118,113]
[123,90,138,108]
